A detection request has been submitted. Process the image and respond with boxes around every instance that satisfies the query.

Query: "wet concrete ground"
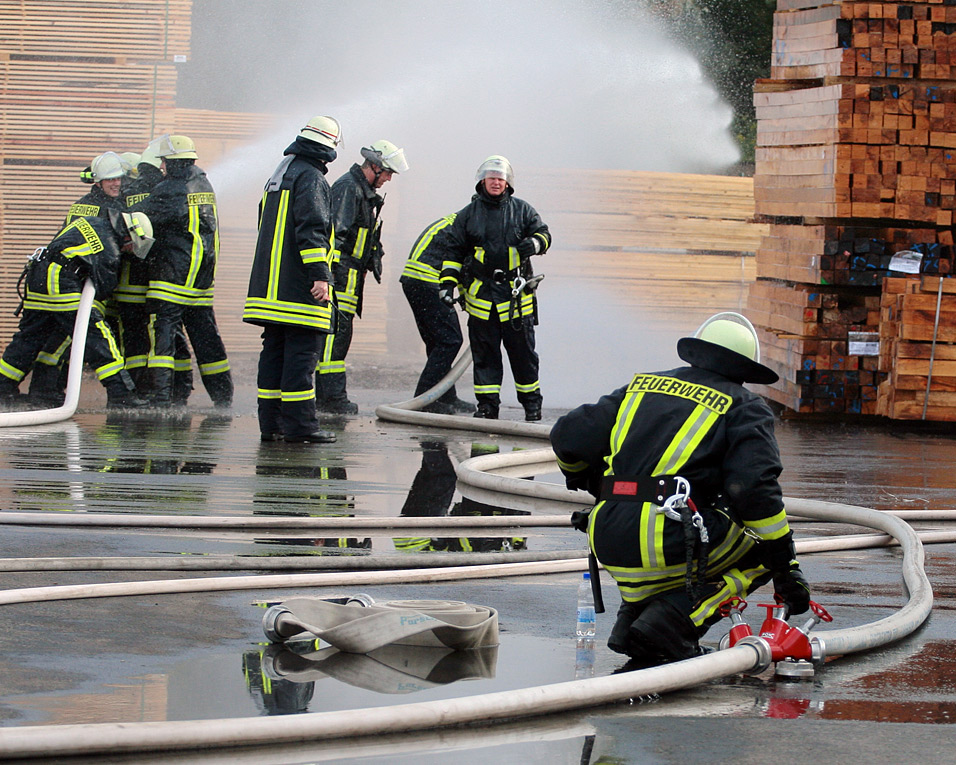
[1,362,956,764]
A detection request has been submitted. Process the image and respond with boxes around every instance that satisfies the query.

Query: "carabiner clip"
[658,476,691,522]
[691,510,709,544]
[511,275,526,297]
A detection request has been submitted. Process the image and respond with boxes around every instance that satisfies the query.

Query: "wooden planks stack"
[0,0,191,346]
[750,0,956,418]
[878,276,956,419]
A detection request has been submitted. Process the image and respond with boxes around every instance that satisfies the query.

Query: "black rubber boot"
[284,430,337,444]
[203,371,234,409]
[27,362,66,408]
[0,376,22,405]
[627,598,702,664]
[317,397,358,414]
[523,402,542,421]
[104,371,149,409]
[474,402,499,419]
[607,601,645,656]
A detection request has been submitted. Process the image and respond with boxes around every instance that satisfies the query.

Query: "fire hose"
[0,348,937,759]
[0,278,95,427]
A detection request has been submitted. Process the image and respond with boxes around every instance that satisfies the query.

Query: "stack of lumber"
[755,83,956,224]
[772,0,956,80]
[0,0,191,346]
[750,0,956,418]
[521,170,765,255]
[878,276,956,419]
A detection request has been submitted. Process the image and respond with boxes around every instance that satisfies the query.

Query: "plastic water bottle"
[574,636,596,679]
[576,572,596,637]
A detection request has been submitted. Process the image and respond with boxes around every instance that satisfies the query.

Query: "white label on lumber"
[848,332,879,356]
[889,250,923,274]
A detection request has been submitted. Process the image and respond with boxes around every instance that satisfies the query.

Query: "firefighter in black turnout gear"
[550,313,811,667]
[28,151,133,407]
[131,135,233,408]
[243,115,342,444]
[315,139,408,414]
[438,156,551,421]
[119,138,194,400]
[0,212,154,408]
[400,215,475,414]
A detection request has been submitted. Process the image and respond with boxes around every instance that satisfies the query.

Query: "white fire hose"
[0,347,938,759]
[0,278,94,427]
[263,597,499,652]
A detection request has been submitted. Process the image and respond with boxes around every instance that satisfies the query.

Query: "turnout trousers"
[467,314,542,409]
[147,300,233,406]
[0,306,126,388]
[315,308,353,405]
[589,500,774,658]
[402,279,464,401]
[257,324,323,439]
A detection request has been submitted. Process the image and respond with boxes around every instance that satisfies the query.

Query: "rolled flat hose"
[263,598,498,652]
[261,642,499,693]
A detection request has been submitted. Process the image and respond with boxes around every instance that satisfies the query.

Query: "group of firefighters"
[243,115,553,444]
[0,114,812,669]
[0,135,233,409]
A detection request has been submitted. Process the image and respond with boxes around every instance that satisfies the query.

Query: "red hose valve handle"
[720,597,753,646]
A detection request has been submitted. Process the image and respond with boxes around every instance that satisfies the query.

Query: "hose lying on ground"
[0,489,933,759]
[0,347,937,759]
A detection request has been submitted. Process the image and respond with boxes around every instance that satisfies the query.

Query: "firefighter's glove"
[516,237,538,258]
[774,564,810,616]
[368,252,383,284]
[758,532,810,615]
[570,509,591,533]
[438,288,456,307]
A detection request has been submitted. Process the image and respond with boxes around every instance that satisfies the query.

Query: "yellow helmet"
[677,312,778,384]
[120,152,141,176]
[154,134,198,160]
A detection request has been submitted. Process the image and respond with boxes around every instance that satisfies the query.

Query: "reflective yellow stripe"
[743,508,791,540]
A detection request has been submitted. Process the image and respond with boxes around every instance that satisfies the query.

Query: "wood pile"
[750,0,956,419]
[0,0,191,347]
[878,276,956,419]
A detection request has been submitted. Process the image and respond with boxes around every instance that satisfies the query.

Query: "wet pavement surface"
[0,368,956,764]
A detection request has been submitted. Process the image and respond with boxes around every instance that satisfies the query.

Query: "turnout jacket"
[400,215,457,287]
[131,163,219,307]
[24,216,122,312]
[64,185,125,225]
[330,163,383,318]
[550,365,790,574]
[243,139,335,331]
[113,164,165,305]
[439,185,551,322]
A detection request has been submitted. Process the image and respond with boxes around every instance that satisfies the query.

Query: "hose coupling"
[735,635,774,675]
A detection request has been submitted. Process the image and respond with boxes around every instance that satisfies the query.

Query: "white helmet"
[90,151,130,182]
[121,212,155,260]
[299,116,342,148]
[154,134,198,160]
[360,139,408,173]
[140,136,165,168]
[475,155,514,187]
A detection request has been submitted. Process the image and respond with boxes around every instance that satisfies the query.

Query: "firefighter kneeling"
[550,312,810,667]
